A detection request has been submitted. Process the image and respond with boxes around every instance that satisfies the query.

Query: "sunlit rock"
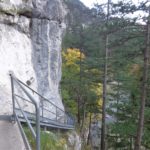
[0,0,66,115]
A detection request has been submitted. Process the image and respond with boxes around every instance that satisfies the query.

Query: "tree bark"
[80,101,86,132]
[87,112,92,145]
[101,35,108,150]
[101,0,110,150]
[78,48,83,125]
[134,9,150,150]
[77,96,81,124]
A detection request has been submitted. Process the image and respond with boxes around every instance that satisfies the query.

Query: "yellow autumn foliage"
[90,83,103,108]
[62,48,85,67]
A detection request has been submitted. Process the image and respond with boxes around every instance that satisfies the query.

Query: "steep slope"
[64,0,93,26]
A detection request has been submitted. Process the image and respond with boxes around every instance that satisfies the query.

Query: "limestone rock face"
[0,0,67,115]
[68,131,81,150]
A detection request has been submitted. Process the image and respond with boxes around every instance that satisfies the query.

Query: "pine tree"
[134,6,150,150]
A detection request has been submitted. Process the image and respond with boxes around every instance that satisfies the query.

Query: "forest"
[61,0,150,149]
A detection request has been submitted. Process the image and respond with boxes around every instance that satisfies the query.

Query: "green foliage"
[61,47,103,129]
[62,89,77,115]
[24,127,67,150]
[62,0,150,149]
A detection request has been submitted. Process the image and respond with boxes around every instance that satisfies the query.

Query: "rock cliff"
[0,0,67,115]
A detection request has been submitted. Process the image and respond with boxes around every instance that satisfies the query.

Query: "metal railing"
[12,75,74,126]
[10,73,75,150]
[10,73,40,150]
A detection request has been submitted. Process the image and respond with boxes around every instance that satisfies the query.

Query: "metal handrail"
[11,74,74,125]
[15,92,74,126]
[14,94,34,104]
[15,97,36,138]
[10,73,40,150]
[15,112,32,150]
[10,73,75,150]
[14,77,69,115]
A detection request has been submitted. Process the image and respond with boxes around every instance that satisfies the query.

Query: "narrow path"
[0,120,26,150]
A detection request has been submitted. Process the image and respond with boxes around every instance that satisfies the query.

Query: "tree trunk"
[77,96,81,124]
[76,89,81,124]
[134,11,150,150]
[101,0,110,150]
[101,35,108,150]
[78,48,82,125]
[87,112,92,145]
[80,101,86,132]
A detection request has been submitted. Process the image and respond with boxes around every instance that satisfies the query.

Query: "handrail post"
[65,113,67,124]
[41,99,44,120]
[56,107,57,122]
[10,74,15,120]
[36,104,40,150]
